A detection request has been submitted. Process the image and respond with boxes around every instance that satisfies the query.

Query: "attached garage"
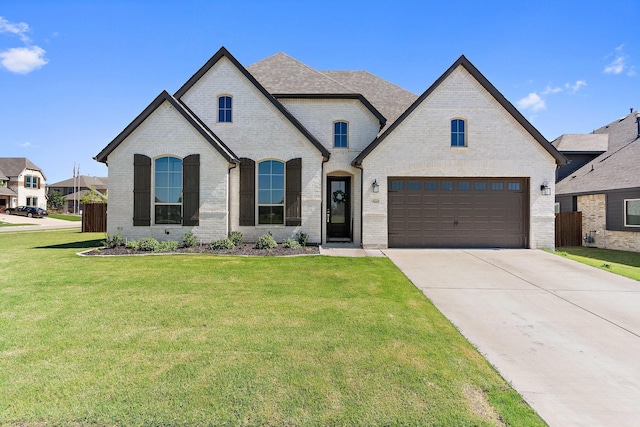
[388,177,529,248]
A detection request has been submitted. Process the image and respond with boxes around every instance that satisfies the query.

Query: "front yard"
[555,247,640,281]
[0,230,544,426]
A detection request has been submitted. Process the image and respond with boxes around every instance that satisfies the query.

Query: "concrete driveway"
[0,213,81,232]
[384,249,640,427]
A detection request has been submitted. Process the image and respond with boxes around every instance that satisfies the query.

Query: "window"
[451,119,466,147]
[458,182,470,191]
[508,182,521,191]
[258,160,285,224]
[624,199,640,227]
[25,175,38,188]
[474,182,487,191]
[154,156,182,224]
[390,181,404,191]
[441,182,454,191]
[218,96,232,123]
[334,121,348,148]
[408,181,421,190]
[491,182,504,191]
[425,181,437,190]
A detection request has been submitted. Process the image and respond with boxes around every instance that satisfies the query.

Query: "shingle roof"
[49,175,108,189]
[247,54,418,132]
[0,157,45,180]
[0,186,17,197]
[552,134,608,153]
[556,111,640,194]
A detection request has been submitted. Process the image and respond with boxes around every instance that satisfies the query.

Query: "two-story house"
[0,158,47,213]
[95,47,564,249]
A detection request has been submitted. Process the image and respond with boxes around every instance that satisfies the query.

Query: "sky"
[1,0,639,184]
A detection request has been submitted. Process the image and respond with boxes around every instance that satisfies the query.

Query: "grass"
[48,213,83,221]
[554,246,640,281]
[0,230,545,426]
[0,222,35,227]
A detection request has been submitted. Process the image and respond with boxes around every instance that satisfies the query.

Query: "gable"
[353,56,566,166]
[95,91,237,164]
[175,47,330,159]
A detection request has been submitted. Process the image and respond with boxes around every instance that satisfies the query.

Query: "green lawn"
[0,222,35,227]
[555,246,640,281]
[0,230,544,426]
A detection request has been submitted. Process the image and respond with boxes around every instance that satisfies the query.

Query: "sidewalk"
[0,214,81,232]
[319,244,385,257]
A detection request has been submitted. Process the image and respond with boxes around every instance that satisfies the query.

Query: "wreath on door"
[332,189,347,204]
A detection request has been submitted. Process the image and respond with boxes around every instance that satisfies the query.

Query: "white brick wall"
[360,67,558,249]
[16,170,46,209]
[106,100,231,243]
[179,57,326,244]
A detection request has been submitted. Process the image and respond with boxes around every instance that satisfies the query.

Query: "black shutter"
[285,158,302,226]
[239,158,255,226]
[182,154,200,226]
[133,154,151,226]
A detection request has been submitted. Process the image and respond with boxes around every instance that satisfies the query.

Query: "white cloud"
[517,92,546,112]
[17,141,32,148]
[541,85,562,95]
[0,16,30,43]
[0,46,48,74]
[567,80,587,93]
[605,56,625,74]
[604,44,635,76]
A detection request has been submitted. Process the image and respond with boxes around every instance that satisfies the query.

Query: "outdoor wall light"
[540,181,551,196]
[372,179,380,193]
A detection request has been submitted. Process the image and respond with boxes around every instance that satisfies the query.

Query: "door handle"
[326,209,330,223]
[454,220,459,226]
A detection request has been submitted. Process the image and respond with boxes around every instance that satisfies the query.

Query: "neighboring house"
[48,175,108,213]
[552,134,608,182]
[0,157,47,213]
[94,47,564,249]
[556,110,640,252]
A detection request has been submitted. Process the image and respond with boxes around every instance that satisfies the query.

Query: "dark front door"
[327,177,351,240]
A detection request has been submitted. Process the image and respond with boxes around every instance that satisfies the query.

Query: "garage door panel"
[388,177,528,248]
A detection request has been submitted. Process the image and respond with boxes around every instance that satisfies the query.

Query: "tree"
[48,190,67,211]
[79,186,107,204]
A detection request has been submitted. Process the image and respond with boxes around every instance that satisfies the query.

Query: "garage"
[388,177,528,248]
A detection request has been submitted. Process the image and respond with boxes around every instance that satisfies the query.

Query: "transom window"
[624,199,640,227]
[258,160,285,224]
[334,121,348,148]
[154,156,182,224]
[451,119,466,147]
[218,96,232,123]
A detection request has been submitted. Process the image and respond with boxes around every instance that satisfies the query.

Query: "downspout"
[228,161,238,237]
[354,161,364,248]
[321,156,329,246]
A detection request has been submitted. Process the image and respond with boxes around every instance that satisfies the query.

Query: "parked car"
[4,206,48,218]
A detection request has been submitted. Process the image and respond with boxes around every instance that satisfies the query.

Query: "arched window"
[451,119,466,147]
[334,121,348,148]
[257,160,285,224]
[154,156,182,224]
[218,96,232,123]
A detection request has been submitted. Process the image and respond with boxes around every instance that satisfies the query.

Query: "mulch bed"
[84,243,320,257]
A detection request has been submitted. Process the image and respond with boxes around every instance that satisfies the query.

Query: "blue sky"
[1,0,638,184]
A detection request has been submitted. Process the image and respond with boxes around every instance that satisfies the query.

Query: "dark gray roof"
[0,157,45,179]
[0,186,17,197]
[247,54,417,132]
[49,175,108,189]
[0,170,7,181]
[556,111,640,194]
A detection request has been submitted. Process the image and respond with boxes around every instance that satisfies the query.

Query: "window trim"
[153,155,183,225]
[333,120,349,148]
[623,198,640,227]
[257,159,286,226]
[451,118,467,147]
[217,95,233,123]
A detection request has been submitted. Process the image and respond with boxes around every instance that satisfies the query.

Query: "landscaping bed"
[87,242,320,256]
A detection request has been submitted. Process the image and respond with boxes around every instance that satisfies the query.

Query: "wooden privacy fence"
[82,203,107,232]
[555,211,582,247]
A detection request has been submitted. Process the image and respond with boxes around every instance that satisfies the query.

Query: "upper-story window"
[451,119,466,147]
[154,156,182,224]
[218,96,232,123]
[257,160,285,225]
[25,175,39,188]
[334,121,348,148]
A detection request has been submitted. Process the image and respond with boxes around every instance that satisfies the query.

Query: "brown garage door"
[388,178,528,248]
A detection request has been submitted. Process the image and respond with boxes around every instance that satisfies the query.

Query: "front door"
[327,177,351,240]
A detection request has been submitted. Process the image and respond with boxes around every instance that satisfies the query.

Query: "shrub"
[228,231,243,246]
[209,238,235,250]
[182,231,197,248]
[296,232,308,247]
[255,233,278,250]
[283,238,301,249]
[125,240,138,250]
[157,240,179,252]
[137,237,160,252]
[103,233,125,248]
